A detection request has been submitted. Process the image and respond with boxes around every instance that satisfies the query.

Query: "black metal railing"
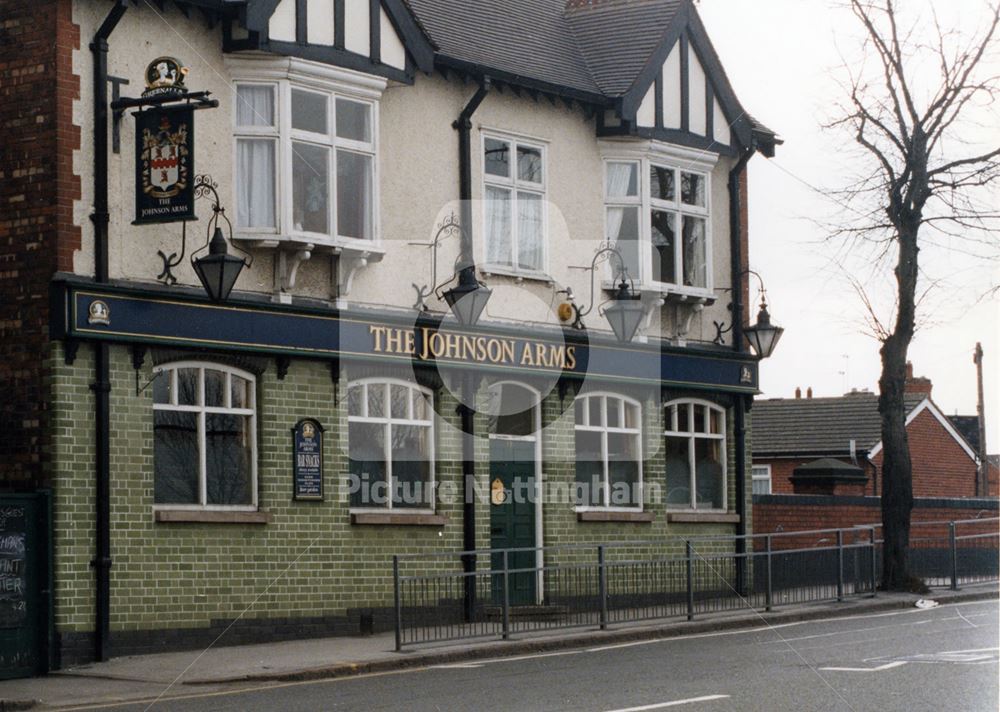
[392,519,997,650]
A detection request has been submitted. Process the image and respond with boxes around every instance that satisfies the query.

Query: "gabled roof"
[868,399,979,463]
[404,0,604,99]
[753,392,926,456]
[564,0,684,97]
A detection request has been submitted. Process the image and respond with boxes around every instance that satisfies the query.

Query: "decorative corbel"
[672,297,707,346]
[635,293,666,343]
[131,344,147,371]
[64,339,80,365]
[334,249,372,299]
[276,355,290,381]
[274,245,313,303]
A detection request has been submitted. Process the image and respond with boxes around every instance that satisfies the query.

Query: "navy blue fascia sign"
[65,287,760,394]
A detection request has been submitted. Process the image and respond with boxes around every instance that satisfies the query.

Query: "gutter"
[89,0,128,663]
[451,78,490,621]
[727,143,755,577]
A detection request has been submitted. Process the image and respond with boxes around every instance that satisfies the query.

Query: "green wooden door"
[0,493,48,679]
[489,439,537,606]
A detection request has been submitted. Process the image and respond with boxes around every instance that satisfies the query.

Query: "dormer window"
[604,153,713,296]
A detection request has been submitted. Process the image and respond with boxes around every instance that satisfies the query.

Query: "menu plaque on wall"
[292,419,324,501]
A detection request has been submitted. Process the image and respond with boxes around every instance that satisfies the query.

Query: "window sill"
[235,232,386,259]
[351,512,448,526]
[666,512,740,524]
[577,510,654,523]
[154,510,272,525]
[480,266,554,285]
[602,280,716,305]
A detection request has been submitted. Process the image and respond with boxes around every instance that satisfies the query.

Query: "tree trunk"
[878,221,920,590]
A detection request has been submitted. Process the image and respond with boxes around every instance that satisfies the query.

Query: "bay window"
[604,157,712,293]
[234,79,376,243]
[482,134,546,274]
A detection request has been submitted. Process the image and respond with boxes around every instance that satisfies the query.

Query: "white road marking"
[430,663,484,669]
[604,694,730,711]
[762,618,931,644]
[820,661,909,672]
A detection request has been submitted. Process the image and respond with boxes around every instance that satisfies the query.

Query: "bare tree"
[832,0,1000,590]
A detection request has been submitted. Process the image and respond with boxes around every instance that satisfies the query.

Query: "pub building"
[1,0,783,672]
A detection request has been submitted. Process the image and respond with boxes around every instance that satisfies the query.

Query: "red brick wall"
[871,408,978,499]
[753,497,998,550]
[0,0,80,487]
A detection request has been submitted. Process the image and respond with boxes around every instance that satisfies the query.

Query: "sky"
[697,0,1000,453]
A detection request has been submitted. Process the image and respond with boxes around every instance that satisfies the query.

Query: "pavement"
[3,584,997,710]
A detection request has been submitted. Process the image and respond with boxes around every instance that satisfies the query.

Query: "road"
[64,600,998,712]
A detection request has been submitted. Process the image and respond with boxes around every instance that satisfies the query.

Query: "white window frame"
[229,56,385,250]
[481,131,549,276]
[151,362,258,512]
[347,378,436,513]
[600,143,716,298]
[752,464,772,495]
[573,392,644,512]
[664,398,727,512]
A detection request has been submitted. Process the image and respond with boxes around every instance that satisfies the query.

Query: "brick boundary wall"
[0,0,81,489]
[753,494,999,550]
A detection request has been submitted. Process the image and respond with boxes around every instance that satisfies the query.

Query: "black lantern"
[743,298,784,359]
[602,276,646,343]
[189,183,251,302]
[442,266,492,326]
[193,226,247,302]
[561,245,644,343]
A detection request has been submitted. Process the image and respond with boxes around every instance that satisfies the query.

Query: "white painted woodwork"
[662,43,681,129]
[688,45,706,135]
[307,0,336,46]
[345,0,370,55]
[712,101,730,146]
[269,0,296,42]
[380,7,406,69]
[636,84,655,128]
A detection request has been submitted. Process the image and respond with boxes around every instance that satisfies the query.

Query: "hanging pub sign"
[132,57,196,225]
[134,105,195,224]
[292,419,325,501]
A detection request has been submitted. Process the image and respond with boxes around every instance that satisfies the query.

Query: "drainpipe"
[728,143,755,587]
[451,78,490,621]
[90,0,127,663]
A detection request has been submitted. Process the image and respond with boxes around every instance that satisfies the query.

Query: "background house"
[752,363,998,538]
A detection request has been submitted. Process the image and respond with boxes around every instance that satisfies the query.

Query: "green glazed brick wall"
[49,342,754,637]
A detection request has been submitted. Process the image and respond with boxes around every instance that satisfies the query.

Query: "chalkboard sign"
[0,507,26,629]
[292,419,324,501]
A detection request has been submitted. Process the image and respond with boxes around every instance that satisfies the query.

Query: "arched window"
[574,393,643,509]
[664,400,726,510]
[347,379,435,511]
[152,362,257,509]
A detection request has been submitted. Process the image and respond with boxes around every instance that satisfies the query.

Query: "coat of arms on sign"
[140,114,189,199]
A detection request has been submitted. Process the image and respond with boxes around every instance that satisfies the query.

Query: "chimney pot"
[795,387,802,399]
[807,387,813,399]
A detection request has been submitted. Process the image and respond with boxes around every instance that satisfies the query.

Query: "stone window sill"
[666,512,740,524]
[154,509,272,525]
[577,510,654,523]
[351,512,448,526]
